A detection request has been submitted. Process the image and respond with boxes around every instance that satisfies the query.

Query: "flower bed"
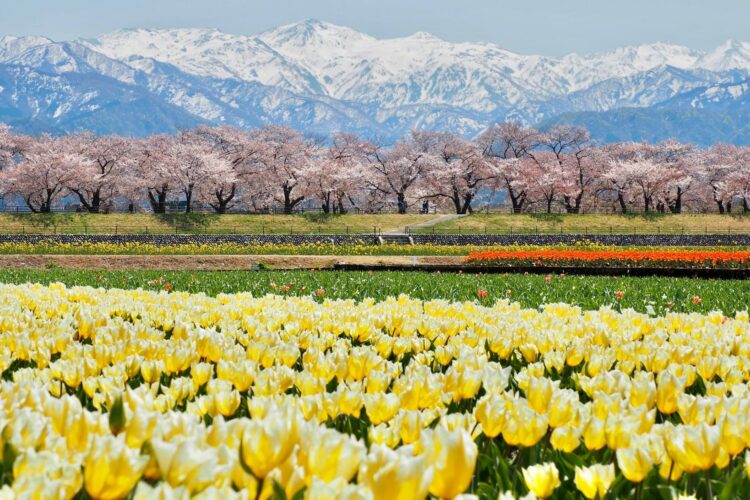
[466,249,750,269]
[0,284,748,497]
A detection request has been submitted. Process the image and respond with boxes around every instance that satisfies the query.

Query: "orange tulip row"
[466,249,750,268]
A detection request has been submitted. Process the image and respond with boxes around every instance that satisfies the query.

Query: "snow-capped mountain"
[1,20,750,142]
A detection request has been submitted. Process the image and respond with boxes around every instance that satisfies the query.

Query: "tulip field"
[1,273,750,499]
[0,268,747,315]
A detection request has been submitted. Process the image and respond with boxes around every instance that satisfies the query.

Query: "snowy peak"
[697,39,750,71]
[258,19,375,49]
[0,35,54,61]
[1,21,750,143]
[2,40,140,85]
[82,27,323,94]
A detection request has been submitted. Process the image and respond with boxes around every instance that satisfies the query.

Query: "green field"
[0,213,432,234]
[2,269,745,315]
[413,213,750,234]
[3,212,750,235]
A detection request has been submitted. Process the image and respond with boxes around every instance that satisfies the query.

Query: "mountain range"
[1,20,750,144]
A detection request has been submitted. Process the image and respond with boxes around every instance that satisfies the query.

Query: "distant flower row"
[466,249,750,269]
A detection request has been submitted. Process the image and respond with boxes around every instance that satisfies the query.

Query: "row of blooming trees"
[1,123,749,214]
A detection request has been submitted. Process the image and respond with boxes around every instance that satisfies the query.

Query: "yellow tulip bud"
[665,423,721,473]
[655,371,683,415]
[526,376,554,413]
[616,447,653,482]
[83,436,148,500]
[358,445,432,500]
[423,427,477,499]
[522,462,560,499]
[574,463,615,499]
[214,390,240,417]
[474,395,506,438]
[239,410,299,478]
[300,428,365,485]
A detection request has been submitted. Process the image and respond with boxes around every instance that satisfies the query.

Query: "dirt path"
[0,254,465,270]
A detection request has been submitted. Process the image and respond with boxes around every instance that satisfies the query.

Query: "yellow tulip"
[83,435,148,500]
[265,451,306,500]
[655,371,683,415]
[522,462,560,498]
[548,390,580,428]
[364,393,400,425]
[13,450,82,499]
[582,416,606,451]
[665,423,721,473]
[140,360,162,384]
[502,405,549,447]
[305,477,372,500]
[423,427,477,499]
[150,438,221,493]
[719,414,747,457]
[214,390,241,417]
[616,447,653,482]
[358,444,432,500]
[300,427,365,484]
[525,376,554,413]
[397,410,426,445]
[550,426,581,453]
[239,410,299,478]
[133,482,191,500]
[124,409,158,449]
[574,463,615,499]
[474,395,506,438]
[190,362,214,387]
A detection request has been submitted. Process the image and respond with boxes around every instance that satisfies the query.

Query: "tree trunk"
[321,192,332,214]
[617,193,628,214]
[507,189,525,214]
[148,187,167,214]
[282,185,304,214]
[451,189,463,214]
[669,188,683,214]
[461,193,474,214]
[210,184,236,214]
[184,184,193,213]
[396,193,407,214]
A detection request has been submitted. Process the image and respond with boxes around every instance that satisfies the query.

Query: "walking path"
[382,213,467,235]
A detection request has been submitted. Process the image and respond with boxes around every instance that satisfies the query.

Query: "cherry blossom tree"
[538,125,596,213]
[0,135,82,213]
[364,135,431,214]
[724,147,750,212]
[133,135,175,214]
[252,126,315,214]
[414,131,499,214]
[66,133,133,213]
[193,126,267,213]
[648,140,697,213]
[307,133,369,214]
[168,133,237,213]
[700,145,739,213]
[477,123,540,213]
[525,153,565,213]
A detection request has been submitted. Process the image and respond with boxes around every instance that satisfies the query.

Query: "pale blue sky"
[4,0,748,55]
